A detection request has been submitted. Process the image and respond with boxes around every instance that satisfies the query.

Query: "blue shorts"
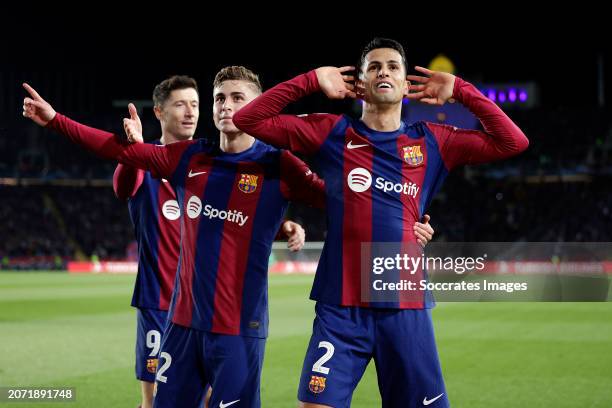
[135,308,169,382]
[153,323,266,408]
[298,302,449,408]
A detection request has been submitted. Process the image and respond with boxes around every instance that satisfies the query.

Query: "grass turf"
[0,272,611,407]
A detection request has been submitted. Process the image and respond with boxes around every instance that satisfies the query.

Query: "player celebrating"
[22,67,324,407]
[22,64,435,408]
[233,38,529,407]
[112,75,305,408]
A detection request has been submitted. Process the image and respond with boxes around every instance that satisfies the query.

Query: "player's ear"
[153,105,162,121]
[403,78,411,97]
[355,68,364,89]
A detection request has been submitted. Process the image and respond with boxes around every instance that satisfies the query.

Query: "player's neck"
[361,103,402,132]
[160,132,189,145]
[220,131,255,154]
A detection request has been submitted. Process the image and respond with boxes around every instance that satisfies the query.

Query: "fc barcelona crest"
[402,145,424,166]
[238,174,259,193]
[146,358,158,373]
[308,375,326,394]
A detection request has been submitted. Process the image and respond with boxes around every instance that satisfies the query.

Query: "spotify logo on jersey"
[186,196,203,219]
[347,168,420,198]
[183,195,249,226]
[161,200,181,221]
[347,167,372,193]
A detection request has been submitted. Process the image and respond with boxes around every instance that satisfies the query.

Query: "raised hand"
[406,66,456,106]
[22,83,56,126]
[315,66,359,100]
[123,103,143,143]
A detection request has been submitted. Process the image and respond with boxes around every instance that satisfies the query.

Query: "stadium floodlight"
[508,89,517,102]
[478,82,539,108]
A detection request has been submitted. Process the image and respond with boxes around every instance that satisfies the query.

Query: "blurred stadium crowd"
[2,103,611,269]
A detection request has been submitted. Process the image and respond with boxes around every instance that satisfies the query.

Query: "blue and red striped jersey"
[233,70,529,309]
[47,115,325,337]
[113,141,180,311]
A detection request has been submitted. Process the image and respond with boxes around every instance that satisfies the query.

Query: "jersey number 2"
[156,352,172,383]
[312,341,334,375]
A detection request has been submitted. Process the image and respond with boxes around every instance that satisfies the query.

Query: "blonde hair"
[213,66,262,94]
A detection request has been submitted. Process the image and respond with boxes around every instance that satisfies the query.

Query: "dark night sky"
[3,13,610,122]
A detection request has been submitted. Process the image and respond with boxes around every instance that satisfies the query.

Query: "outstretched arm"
[22,83,188,179]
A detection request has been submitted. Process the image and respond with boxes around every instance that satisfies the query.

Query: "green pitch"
[1,272,611,407]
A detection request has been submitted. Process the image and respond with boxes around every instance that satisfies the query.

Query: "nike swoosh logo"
[219,400,240,408]
[188,170,207,178]
[161,178,168,183]
[423,393,444,406]
[347,140,368,149]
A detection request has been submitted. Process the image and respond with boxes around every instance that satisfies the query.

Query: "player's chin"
[221,124,241,134]
[370,91,401,104]
[177,129,196,139]
[381,96,402,105]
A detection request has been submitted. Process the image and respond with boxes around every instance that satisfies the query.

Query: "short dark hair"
[153,75,198,107]
[213,66,262,94]
[359,37,408,74]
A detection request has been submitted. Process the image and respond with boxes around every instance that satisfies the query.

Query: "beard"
[365,90,402,106]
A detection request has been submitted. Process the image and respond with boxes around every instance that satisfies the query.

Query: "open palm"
[315,66,358,100]
[406,66,456,106]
